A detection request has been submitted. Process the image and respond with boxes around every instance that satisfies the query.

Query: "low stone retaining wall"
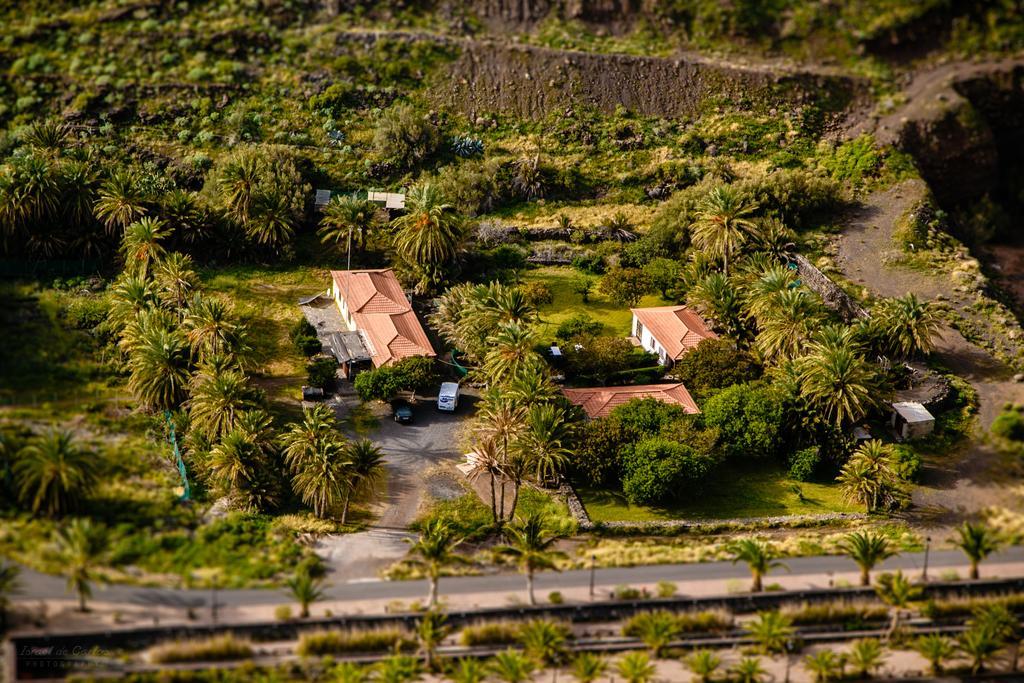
[794,254,869,321]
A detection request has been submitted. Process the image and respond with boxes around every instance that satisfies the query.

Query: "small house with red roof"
[630,305,716,366]
[328,268,435,370]
[561,383,700,420]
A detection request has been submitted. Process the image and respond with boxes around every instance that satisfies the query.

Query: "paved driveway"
[315,393,474,580]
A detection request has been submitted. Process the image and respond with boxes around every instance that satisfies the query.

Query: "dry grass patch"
[147,634,253,664]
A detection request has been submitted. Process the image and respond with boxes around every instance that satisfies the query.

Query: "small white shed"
[890,401,935,441]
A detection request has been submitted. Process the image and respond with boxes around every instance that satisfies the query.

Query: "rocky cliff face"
[430,39,863,120]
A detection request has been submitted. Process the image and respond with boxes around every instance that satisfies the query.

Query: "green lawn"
[578,463,858,522]
[520,265,670,338]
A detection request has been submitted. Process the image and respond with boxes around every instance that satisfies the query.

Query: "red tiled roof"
[561,383,700,419]
[631,305,717,361]
[331,269,435,367]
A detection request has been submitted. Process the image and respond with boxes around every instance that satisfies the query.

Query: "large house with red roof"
[630,305,717,366]
[562,383,700,419]
[328,268,435,370]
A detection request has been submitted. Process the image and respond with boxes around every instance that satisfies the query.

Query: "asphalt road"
[14,546,1024,611]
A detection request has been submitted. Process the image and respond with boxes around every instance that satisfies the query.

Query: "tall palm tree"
[913,634,957,676]
[14,431,97,517]
[691,185,759,276]
[686,272,747,340]
[218,151,262,226]
[341,439,386,525]
[106,273,157,333]
[744,265,797,323]
[755,289,824,363]
[515,403,572,488]
[186,362,253,442]
[391,181,465,293]
[120,217,171,278]
[183,294,249,361]
[406,519,466,608]
[162,189,211,247]
[0,561,21,631]
[752,217,796,263]
[874,571,921,639]
[475,392,526,522]
[208,429,268,510]
[507,372,559,407]
[495,512,568,606]
[481,322,545,387]
[94,170,146,233]
[729,539,786,593]
[285,568,325,618]
[838,531,898,586]
[53,518,108,612]
[290,439,350,519]
[155,252,199,312]
[746,610,794,656]
[954,521,1001,580]
[319,194,383,255]
[836,441,901,513]
[464,438,504,525]
[281,404,342,474]
[799,345,879,426]
[126,323,191,411]
[247,190,297,251]
[874,293,942,359]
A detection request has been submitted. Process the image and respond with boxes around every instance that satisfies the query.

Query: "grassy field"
[521,265,671,338]
[578,463,858,522]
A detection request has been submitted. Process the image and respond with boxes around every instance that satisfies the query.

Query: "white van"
[437,382,460,412]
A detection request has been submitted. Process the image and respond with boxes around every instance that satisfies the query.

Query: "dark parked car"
[391,399,414,424]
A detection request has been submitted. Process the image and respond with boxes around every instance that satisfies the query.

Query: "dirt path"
[833,180,1024,532]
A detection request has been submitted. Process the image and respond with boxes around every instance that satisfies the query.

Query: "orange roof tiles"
[631,305,717,361]
[561,383,700,419]
[331,269,435,367]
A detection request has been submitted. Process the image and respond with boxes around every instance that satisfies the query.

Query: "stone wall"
[794,254,869,322]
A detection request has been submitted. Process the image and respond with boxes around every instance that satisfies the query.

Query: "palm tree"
[517,619,569,666]
[686,272,747,340]
[495,512,568,606]
[290,439,350,519]
[208,429,279,512]
[120,217,171,278]
[515,403,572,488]
[285,568,325,618]
[281,405,342,470]
[958,623,1005,674]
[799,346,879,426]
[53,518,108,612]
[14,431,97,517]
[874,571,921,639]
[186,362,253,441]
[375,653,422,683]
[752,217,796,263]
[463,438,503,527]
[162,189,211,247]
[342,439,386,525]
[247,190,297,251]
[616,651,656,683]
[481,322,545,388]
[837,441,902,513]
[692,185,759,275]
[838,531,897,586]
[183,295,248,361]
[107,273,157,333]
[755,289,824,363]
[0,561,21,631]
[874,293,941,359]
[475,392,526,522]
[155,252,199,312]
[94,170,146,233]
[848,638,885,678]
[954,521,1001,580]
[912,634,957,676]
[489,649,535,683]
[416,609,449,671]
[627,610,679,657]
[447,658,486,683]
[407,519,466,608]
[319,194,382,255]
[391,181,465,293]
[685,649,721,682]
[730,539,786,593]
[730,656,767,683]
[507,372,559,406]
[747,610,794,656]
[570,652,607,683]
[126,323,191,410]
[804,649,843,682]
[218,151,262,226]
[744,265,797,322]
[333,662,368,683]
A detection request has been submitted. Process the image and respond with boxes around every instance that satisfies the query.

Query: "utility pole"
[921,536,932,583]
[211,575,219,625]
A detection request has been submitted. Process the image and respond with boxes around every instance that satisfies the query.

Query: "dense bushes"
[148,634,253,664]
[673,339,760,398]
[306,357,338,391]
[702,383,785,460]
[991,407,1024,441]
[622,437,717,505]
[290,319,321,356]
[353,357,440,402]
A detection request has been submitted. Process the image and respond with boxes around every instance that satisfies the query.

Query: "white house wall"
[632,315,670,365]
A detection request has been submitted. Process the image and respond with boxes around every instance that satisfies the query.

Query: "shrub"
[622,609,731,637]
[656,581,677,598]
[555,314,603,341]
[571,253,605,275]
[297,628,414,656]
[613,585,644,600]
[521,281,554,306]
[891,444,922,481]
[459,621,520,647]
[702,383,784,460]
[307,357,338,391]
[819,134,881,188]
[569,418,632,487]
[275,605,292,621]
[673,339,760,398]
[354,356,439,402]
[787,447,821,482]
[63,297,108,330]
[564,335,657,385]
[782,601,888,627]
[598,267,652,307]
[622,437,716,505]
[290,318,322,357]
[548,590,564,605]
[611,397,687,436]
[372,104,441,172]
[991,408,1024,441]
[148,634,253,664]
